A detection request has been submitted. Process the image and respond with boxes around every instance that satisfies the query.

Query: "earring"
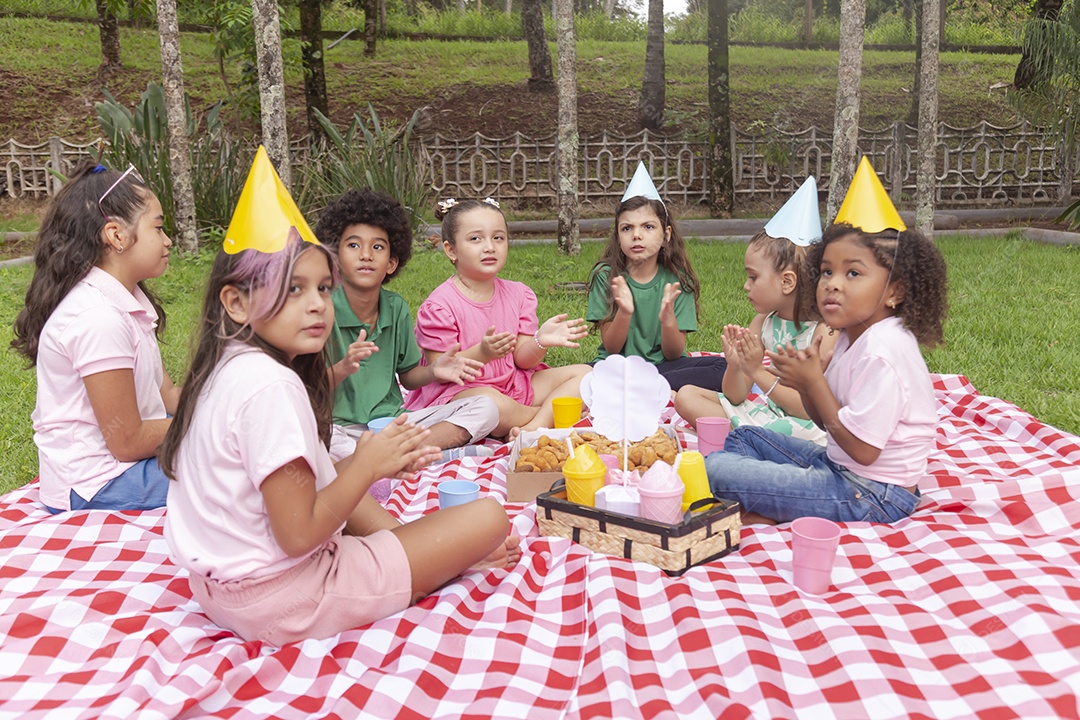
[114,244,125,254]
[887,300,895,308]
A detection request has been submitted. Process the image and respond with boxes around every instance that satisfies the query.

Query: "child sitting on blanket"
[586,162,727,391]
[314,189,499,465]
[160,153,519,646]
[13,161,179,512]
[404,197,592,438]
[675,178,835,445]
[705,159,948,525]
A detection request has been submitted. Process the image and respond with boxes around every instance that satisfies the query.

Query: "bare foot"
[471,535,522,570]
[741,512,779,526]
[506,427,522,443]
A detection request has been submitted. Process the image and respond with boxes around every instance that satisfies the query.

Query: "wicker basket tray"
[536,486,741,576]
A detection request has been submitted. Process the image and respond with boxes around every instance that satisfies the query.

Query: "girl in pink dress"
[404,198,591,437]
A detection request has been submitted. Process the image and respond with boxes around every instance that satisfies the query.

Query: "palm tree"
[639,0,665,130]
[94,0,122,78]
[1009,0,1080,220]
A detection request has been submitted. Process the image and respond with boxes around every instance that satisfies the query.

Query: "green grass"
[2,234,1078,495]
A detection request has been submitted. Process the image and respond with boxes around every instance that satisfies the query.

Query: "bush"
[300,105,431,243]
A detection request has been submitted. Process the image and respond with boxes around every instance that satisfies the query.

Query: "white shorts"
[329,395,499,462]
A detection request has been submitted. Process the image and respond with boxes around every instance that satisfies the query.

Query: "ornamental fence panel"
[4,121,1077,209]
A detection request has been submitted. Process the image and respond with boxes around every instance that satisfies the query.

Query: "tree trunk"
[505,0,513,15]
[826,0,866,223]
[1014,0,1064,89]
[638,0,666,130]
[906,0,922,125]
[523,0,554,92]
[365,0,378,56]
[707,0,733,217]
[95,0,122,78]
[803,0,813,45]
[379,0,387,37]
[915,0,939,238]
[555,0,580,255]
[155,0,198,253]
[458,0,466,12]
[299,0,329,145]
[603,0,616,17]
[251,0,292,189]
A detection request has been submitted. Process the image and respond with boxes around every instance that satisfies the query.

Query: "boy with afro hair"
[316,189,499,468]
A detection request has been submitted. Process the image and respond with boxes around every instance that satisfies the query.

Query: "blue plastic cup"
[367,416,396,433]
[438,480,480,509]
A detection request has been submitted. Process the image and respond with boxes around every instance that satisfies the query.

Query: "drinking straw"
[566,437,575,459]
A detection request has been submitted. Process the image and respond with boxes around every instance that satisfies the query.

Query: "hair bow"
[437,198,458,214]
[482,197,501,209]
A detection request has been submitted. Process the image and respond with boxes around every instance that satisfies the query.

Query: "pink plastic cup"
[791,517,842,594]
[599,454,620,482]
[696,417,731,457]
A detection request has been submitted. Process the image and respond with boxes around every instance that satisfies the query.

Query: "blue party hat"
[763,176,822,246]
[621,161,664,205]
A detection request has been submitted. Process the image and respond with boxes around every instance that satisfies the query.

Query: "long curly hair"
[588,196,700,326]
[158,237,339,479]
[12,160,165,365]
[314,188,412,282]
[746,231,820,330]
[807,223,948,347]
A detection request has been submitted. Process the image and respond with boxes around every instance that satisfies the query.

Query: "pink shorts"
[187,530,413,646]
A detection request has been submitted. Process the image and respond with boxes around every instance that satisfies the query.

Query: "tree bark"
[156,0,198,253]
[826,0,866,223]
[915,0,939,238]
[251,0,292,189]
[638,0,666,130]
[95,0,122,77]
[555,0,580,256]
[299,0,329,145]
[365,0,378,56]
[803,0,813,45]
[707,0,733,217]
[523,0,554,92]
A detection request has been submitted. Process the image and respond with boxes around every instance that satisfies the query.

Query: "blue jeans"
[45,457,170,513]
[703,426,921,523]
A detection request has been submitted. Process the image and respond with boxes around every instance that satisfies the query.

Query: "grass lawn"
[1,233,1077,495]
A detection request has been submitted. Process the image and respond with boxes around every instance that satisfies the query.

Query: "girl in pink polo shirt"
[404,198,592,437]
[12,161,177,512]
[160,236,520,646]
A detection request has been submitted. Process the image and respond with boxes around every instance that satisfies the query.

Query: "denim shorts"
[703,426,921,524]
[45,456,170,513]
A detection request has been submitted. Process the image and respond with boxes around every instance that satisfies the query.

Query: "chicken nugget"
[515,460,538,472]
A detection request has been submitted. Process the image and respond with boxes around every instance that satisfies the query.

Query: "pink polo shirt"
[33,267,167,510]
[165,344,341,582]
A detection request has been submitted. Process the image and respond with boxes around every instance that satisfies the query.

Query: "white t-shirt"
[824,316,937,487]
[33,266,167,510]
[165,343,341,582]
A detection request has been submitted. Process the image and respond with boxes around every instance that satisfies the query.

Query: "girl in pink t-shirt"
[13,161,178,512]
[405,198,592,437]
[704,222,948,525]
[160,236,520,646]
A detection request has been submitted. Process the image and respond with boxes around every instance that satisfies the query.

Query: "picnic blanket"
[1,374,1078,719]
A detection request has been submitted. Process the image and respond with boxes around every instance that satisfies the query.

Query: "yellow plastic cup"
[551,396,583,429]
[677,451,712,512]
[563,445,606,506]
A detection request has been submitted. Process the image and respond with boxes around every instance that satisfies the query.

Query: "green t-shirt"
[329,286,422,425]
[586,264,697,364]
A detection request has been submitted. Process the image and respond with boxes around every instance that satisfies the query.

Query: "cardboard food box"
[504,425,680,503]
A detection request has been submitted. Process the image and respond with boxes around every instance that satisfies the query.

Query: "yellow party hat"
[223,146,320,254]
[832,156,906,233]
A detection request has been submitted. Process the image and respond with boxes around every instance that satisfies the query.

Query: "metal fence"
[5,121,1078,209]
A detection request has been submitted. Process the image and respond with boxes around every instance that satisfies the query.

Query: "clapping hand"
[610,275,635,315]
[432,343,483,385]
[735,327,765,371]
[722,324,746,375]
[480,325,516,361]
[536,314,589,349]
[766,336,828,394]
[332,328,378,380]
[659,282,681,324]
[354,416,441,480]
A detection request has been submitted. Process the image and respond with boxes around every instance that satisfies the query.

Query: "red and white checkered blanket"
[2,374,1078,719]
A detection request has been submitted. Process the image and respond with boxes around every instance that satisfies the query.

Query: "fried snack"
[514,429,678,472]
